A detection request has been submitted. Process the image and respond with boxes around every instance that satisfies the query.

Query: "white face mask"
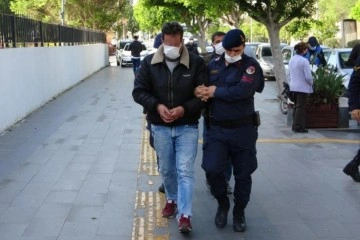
[163,44,181,59]
[309,45,316,51]
[214,42,225,55]
[225,52,242,63]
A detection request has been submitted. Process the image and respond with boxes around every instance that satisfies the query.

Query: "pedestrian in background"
[289,41,313,133]
[343,44,360,182]
[185,37,199,55]
[128,35,143,75]
[201,31,226,64]
[132,21,207,233]
[203,31,233,194]
[210,31,226,59]
[305,36,327,67]
[195,29,264,233]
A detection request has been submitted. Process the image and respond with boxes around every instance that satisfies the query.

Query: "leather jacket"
[132,45,207,126]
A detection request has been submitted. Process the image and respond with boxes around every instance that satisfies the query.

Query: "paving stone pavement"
[0,65,359,240]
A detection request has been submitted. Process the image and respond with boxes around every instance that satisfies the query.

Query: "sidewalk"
[0,65,359,240]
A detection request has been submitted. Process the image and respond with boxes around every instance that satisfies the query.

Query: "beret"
[222,29,246,50]
[153,33,162,48]
[307,36,318,47]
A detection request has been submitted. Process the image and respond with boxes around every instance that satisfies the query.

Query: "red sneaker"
[178,214,192,233]
[162,200,177,218]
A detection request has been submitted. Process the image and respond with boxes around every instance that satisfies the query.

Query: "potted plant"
[305,65,346,128]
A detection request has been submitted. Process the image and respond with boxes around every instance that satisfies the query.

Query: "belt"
[210,115,254,129]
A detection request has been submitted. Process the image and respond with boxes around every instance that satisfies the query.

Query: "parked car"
[325,48,352,89]
[282,45,330,82]
[245,42,264,55]
[255,43,288,79]
[116,39,132,66]
[117,42,149,67]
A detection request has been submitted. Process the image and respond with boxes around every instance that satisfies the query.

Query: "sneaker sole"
[179,226,192,233]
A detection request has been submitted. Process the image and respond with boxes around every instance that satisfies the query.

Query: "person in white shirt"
[288,41,313,133]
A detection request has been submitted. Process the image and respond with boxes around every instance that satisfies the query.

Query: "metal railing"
[0,13,106,48]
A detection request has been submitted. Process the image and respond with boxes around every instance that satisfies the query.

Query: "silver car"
[256,43,288,79]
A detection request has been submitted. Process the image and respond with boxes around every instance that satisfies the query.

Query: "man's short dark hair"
[161,22,184,40]
[211,31,226,44]
[133,36,139,40]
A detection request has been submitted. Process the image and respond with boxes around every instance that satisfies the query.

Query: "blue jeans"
[131,58,141,75]
[151,124,199,217]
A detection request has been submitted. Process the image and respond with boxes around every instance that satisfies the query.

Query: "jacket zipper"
[167,65,177,109]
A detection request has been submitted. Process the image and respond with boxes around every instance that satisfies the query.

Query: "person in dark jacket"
[342,44,360,182]
[128,35,143,75]
[132,21,207,234]
[195,29,264,233]
[202,32,226,64]
[203,31,233,194]
[210,31,226,59]
[185,37,199,55]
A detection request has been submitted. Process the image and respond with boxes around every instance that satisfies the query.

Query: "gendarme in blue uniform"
[201,30,264,231]
[207,54,264,120]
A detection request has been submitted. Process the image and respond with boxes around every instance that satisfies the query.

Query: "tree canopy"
[9,0,127,31]
[234,0,317,94]
[133,0,183,33]
[0,0,12,13]
[350,0,360,21]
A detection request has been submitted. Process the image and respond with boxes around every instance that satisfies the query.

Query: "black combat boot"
[343,151,360,182]
[215,196,230,228]
[233,204,246,232]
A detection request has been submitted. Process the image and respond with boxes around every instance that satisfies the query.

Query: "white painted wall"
[0,44,109,133]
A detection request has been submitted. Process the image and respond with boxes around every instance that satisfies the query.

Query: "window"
[327,52,336,68]
[339,51,351,69]
[282,48,292,63]
[262,47,272,57]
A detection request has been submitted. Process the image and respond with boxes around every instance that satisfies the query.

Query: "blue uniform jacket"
[207,54,264,121]
[347,57,360,111]
[305,45,325,67]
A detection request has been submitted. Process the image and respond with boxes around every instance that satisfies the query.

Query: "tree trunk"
[193,16,208,53]
[197,24,207,53]
[266,23,287,99]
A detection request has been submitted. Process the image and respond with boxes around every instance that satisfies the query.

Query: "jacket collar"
[151,45,190,69]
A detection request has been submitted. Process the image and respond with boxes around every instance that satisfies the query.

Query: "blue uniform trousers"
[202,124,258,209]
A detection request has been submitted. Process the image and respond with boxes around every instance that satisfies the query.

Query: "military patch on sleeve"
[241,75,254,83]
[354,66,360,71]
[246,66,256,74]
